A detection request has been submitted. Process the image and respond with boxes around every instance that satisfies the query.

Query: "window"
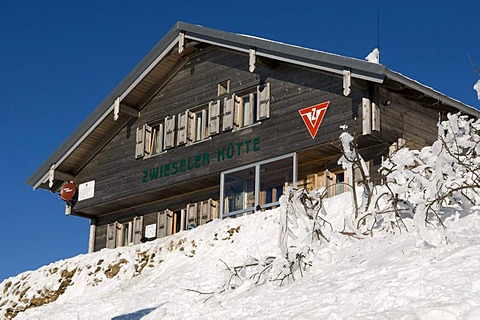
[223,167,256,215]
[136,116,176,159]
[190,107,209,143]
[324,170,348,197]
[334,172,345,195]
[135,121,165,159]
[223,83,270,132]
[235,92,257,128]
[218,80,230,96]
[177,101,220,146]
[149,123,164,156]
[106,216,143,249]
[220,153,297,217]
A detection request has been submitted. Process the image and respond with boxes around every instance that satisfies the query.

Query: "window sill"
[223,207,255,218]
[144,150,167,159]
[186,136,212,147]
[232,121,261,133]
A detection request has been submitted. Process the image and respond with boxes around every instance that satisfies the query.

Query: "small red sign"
[298,101,330,139]
[60,182,77,202]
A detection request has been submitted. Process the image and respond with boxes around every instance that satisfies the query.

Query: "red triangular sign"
[298,101,330,139]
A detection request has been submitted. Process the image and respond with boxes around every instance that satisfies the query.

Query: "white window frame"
[187,104,211,145]
[136,121,166,159]
[233,90,258,130]
[148,122,165,157]
[225,83,270,132]
[219,153,297,218]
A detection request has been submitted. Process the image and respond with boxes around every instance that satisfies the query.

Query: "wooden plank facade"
[27,22,480,252]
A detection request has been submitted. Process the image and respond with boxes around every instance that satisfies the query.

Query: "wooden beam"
[114,97,139,120]
[343,68,351,96]
[49,164,75,187]
[120,103,139,118]
[178,32,185,54]
[55,170,75,182]
[249,48,256,72]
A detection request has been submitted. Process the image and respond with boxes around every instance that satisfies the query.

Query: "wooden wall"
[74,47,360,218]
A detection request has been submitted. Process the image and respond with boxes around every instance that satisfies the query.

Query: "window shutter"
[144,124,152,156]
[135,126,145,159]
[177,111,187,146]
[362,97,372,135]
[133,216,144,244]
[156,123,164,154]
[186,203,198,227]
[202,109,209,139]
[187,110,195,143]
[106,222,118,249]
[166,209,174,236]
[164,115,176,149]
[328,171,337,197]
[223,95,234,131]
[233,94,242,129]
[210,198,219,220]
[209,100,220,135]
[257,83,271,120]
[200,200,209,225]
[157,211,167,239]
[372,102,380,132]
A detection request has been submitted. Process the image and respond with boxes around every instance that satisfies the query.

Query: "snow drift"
[2,194,480,319]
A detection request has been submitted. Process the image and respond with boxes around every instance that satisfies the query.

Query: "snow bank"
[1,193,480,319]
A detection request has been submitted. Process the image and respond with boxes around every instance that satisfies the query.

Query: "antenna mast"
[377,13,380,62]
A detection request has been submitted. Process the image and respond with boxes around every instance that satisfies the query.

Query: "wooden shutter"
[166,209,174,236]
[135,126,145,159]
[363,90,380,134]
[186,110,195,143]
[133,216,144,244]
[210,199,218,220]
[144,124,152,156]
[372,102,380,132]
[200,201,209,225]
[164,115,176,149]
[233,94,242,129]
[157,211,167,239]
[202,109,209,139]
[106,222,118,249]
[223,95,234,131]
[156,123,164,154]
[186,203,197,227]
[362,96,372,135]
[209,100,220,135]
[325,170,335,198]
[177,111,187,146]
[257,83,271,120]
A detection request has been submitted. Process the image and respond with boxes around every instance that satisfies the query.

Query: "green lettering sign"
[141,138,260,183]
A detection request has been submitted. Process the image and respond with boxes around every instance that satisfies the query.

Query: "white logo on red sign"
[298,101,330,139]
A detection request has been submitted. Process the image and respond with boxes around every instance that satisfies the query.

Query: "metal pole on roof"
[377,13,380,63]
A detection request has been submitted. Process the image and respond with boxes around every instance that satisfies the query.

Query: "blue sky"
[1,0,479,281]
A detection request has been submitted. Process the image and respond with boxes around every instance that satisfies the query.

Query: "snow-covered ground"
[2,190,480,320]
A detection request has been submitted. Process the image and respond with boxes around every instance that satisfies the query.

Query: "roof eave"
[384,69,480,117]
[180,22,385,83]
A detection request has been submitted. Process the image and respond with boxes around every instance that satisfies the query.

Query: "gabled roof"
[26,21,480,191]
